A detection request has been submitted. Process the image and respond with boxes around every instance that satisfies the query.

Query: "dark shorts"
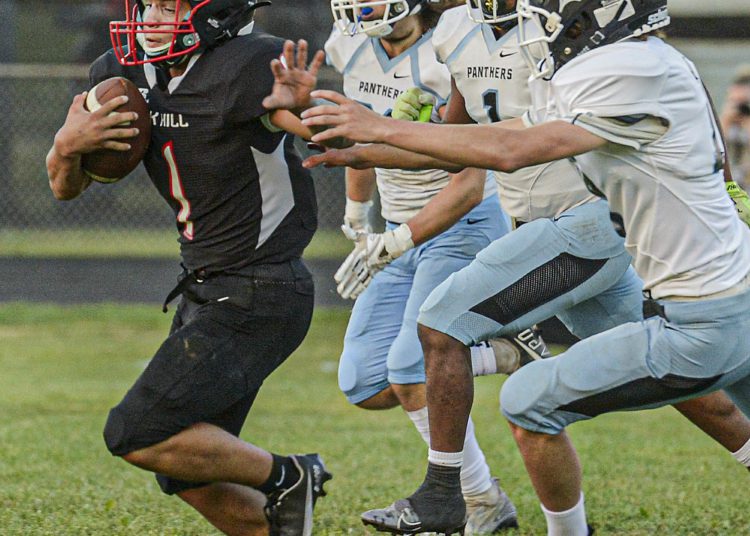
[103,259,314,494]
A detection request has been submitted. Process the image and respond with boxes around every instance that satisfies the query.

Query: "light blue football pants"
[502,283,750,434]
[338,195,508,404]
[418,199,643,345]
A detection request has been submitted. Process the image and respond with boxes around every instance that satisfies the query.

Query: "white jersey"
[326,26,494,223]
[432,8,594,221]
[548,37,750,298]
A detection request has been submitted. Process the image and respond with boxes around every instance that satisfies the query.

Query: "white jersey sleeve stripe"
[343,39,371,75]
[442,25,482,66]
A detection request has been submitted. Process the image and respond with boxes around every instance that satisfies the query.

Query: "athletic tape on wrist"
[345,198,373,230]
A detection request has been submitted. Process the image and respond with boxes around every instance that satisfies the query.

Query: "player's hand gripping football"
[54,93,140,158]
[392,87,436,122]
[302,90,393,145]
[727,181,750,228]
[262,39,325,113]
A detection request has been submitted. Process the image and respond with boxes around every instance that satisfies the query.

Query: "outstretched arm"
[263,39,325,116]
[303,83,474,172]
[302,90,607,171]
[303,142,465,172]
[261,40,351,149]
[406,167,486,245]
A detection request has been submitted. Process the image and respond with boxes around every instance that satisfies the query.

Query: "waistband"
[652,284,750,324]
[163,258,311,312]
[657,270,750,302]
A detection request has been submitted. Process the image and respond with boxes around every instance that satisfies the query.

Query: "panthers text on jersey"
[432,7,594,222]
[548,37,750,298]
[89,31,317,274]
[325,25,495,223]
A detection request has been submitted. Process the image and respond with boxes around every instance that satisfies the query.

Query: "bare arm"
[304,80,481,172]
[346,166,377,203]
[406,167,486,245]
[303,90,607,172]
[262,40,351,149]
[304,142,465,172]
[47,92,139,200]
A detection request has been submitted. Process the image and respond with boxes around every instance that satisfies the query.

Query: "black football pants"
[103,259,314,494]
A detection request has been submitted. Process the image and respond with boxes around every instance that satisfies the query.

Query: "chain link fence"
[0,0,352,257]
[1,0,749,257]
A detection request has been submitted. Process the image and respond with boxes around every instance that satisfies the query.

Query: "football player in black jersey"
[45,1,331,535]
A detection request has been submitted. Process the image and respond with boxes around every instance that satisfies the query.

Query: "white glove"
[334,198,374,299]
[365,223,415,271]
[334,244,372,300]
[334,223,415,300]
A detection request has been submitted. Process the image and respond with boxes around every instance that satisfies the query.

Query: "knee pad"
[499,372,531,422]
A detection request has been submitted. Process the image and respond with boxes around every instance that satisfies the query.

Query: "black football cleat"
[265,453,332,536]
[512,325,551,366]
[362,498,466,535]
[482,325,552,375]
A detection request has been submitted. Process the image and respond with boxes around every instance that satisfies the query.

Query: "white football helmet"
[466,0,517,25]
[331,0,427,37]
[517,0,670,79]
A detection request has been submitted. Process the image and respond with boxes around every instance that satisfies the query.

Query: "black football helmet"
[517,0,670,78]
[467,0,517,25]
[331,0,432,37]
[110,0,271,66]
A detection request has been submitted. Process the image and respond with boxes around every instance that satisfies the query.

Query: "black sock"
[257,454,300,494]
[407,462,465,529]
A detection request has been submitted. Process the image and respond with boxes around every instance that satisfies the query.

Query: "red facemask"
[109,0,206,66]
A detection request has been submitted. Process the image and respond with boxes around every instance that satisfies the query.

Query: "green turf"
[0,304,747,535]
[0,229,351,260]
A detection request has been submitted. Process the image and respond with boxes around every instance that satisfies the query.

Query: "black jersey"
[89,32,317,273]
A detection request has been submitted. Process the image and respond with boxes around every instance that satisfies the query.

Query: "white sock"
[541,493,588,536]
[407,408,492,495]
[470,343,498,376]
[428,448,464,468]
[732,436,750,467]
[406,407,431,444]
[460,416,493,496]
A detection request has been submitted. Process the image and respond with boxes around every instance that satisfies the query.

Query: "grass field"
[0,304,748,535]
[0,229,352,260]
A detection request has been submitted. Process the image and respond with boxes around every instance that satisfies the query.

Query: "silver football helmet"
[331,0,427,37]
[516,0,670,79]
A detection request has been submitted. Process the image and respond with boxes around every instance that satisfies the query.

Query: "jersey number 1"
[162,141,195,241]
[482,90,501,123]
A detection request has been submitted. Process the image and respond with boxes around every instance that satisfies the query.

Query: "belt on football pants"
[162,260,313,313]
[162,265,212,313]
[642,298,668,321]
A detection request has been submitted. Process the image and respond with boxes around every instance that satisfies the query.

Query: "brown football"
[81,77,151,183]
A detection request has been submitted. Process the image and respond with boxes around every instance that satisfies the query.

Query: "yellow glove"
[392,87,436,122]
[727,181,750,228]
